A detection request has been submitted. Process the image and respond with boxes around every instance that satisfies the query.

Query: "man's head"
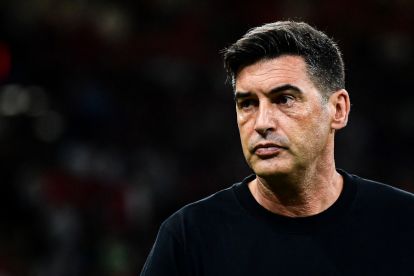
[222,21,350,179]
[223,21,345,99]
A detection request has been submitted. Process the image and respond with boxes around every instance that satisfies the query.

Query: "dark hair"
[223,21,345,97]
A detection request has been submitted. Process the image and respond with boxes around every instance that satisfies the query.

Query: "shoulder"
[161,181,243,232]
[340,170,414,238]
[343,170,414,209]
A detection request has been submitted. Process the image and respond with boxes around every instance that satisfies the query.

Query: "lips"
[253,143,285,158]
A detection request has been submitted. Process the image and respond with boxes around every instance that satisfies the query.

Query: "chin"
[250,158,293,178]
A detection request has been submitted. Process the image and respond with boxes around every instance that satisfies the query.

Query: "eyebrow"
[234,84,302,101]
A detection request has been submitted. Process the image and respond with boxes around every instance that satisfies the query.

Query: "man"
[141,21,414,275]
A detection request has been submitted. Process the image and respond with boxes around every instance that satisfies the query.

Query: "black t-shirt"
[141,170,414,275]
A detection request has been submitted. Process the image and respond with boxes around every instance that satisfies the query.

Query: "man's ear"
[329,89,350,130]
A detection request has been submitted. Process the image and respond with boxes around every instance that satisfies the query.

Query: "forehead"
[235,55,314,93]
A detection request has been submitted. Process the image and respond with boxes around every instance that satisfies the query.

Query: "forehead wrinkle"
[247,68,302,86]
[250,66,301,76]
[246,68,305,87]
[236,56,313,90]
[252,56,307,75]
[254,75,296,86]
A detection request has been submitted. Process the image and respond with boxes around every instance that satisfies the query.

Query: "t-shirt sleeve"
[140,222,189,276]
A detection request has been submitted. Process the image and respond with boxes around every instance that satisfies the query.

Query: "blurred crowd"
[0,0,413,275]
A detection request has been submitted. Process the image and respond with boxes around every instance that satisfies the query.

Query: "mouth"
[253,143,286,158]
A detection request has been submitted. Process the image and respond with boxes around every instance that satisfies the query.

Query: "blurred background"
[0,0,413,275]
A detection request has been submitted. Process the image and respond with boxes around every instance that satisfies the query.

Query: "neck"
[248,161,343,217]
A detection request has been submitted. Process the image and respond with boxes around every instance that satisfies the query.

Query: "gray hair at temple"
[222,21,345,99]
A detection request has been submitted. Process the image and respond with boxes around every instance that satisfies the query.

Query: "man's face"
[235,55,333,178]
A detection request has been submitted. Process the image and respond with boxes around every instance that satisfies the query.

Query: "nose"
[254,101,275,136]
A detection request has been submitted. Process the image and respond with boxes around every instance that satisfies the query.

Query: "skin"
[235,55,350,217]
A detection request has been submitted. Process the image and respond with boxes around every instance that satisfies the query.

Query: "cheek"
[238,123,249,148]
[285,112,324,147]
[237,118,254,155]
[237,112,252,136]
[294,112,330,151]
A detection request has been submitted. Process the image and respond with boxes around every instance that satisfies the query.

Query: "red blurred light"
[0,42,11,80]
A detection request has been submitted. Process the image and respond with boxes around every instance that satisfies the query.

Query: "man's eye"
[238,99,256,109]
[276,95,295,106]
